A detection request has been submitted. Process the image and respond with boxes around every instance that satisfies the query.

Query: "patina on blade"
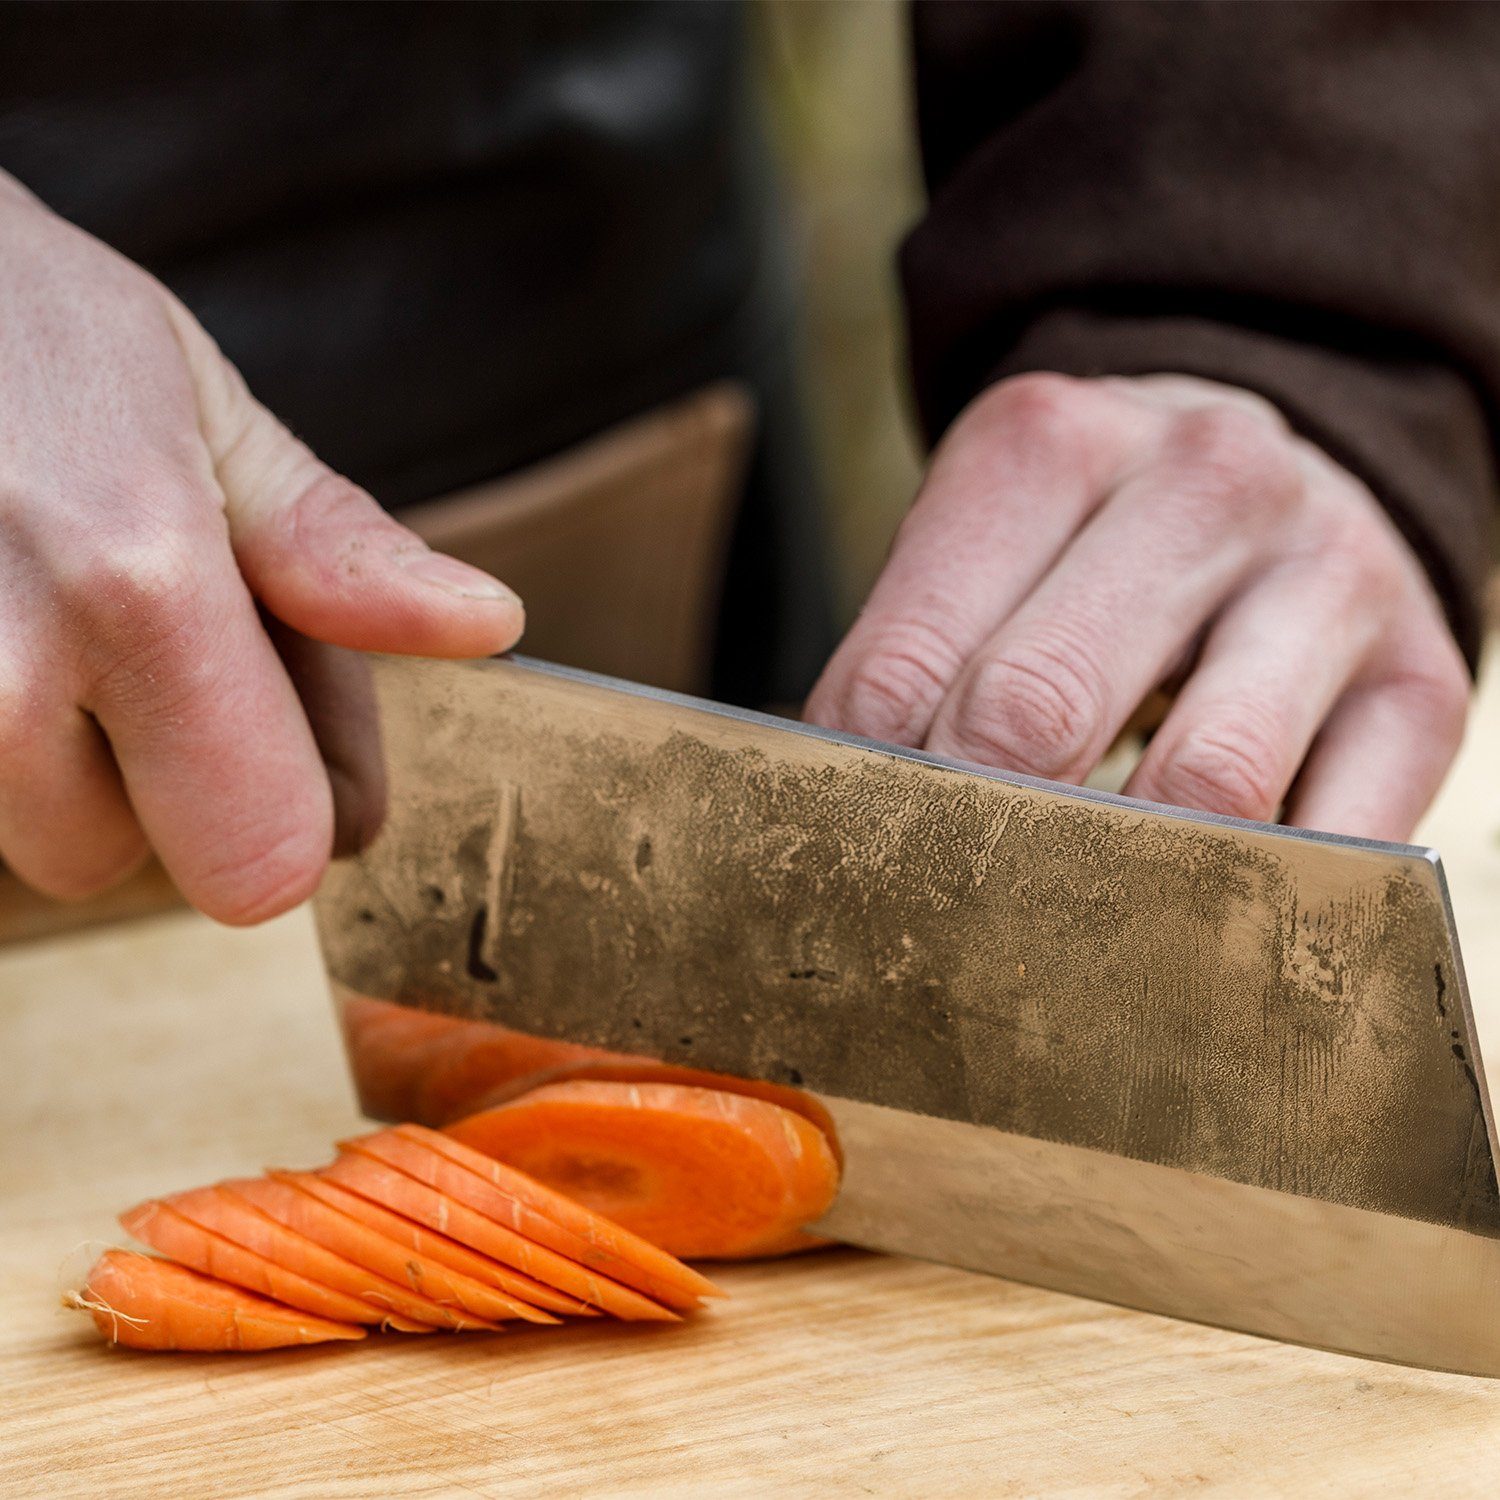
[314,654,1500,1373]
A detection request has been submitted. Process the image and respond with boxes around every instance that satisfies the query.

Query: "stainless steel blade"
[313,653,1500,1374]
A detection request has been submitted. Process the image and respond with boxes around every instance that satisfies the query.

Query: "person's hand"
[807,372,1469,842]
[0,176,524,921]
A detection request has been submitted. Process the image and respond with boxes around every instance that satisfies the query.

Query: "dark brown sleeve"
[902,0,1500,666]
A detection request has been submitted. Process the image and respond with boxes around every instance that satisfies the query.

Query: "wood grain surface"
[5,652,1500,1497]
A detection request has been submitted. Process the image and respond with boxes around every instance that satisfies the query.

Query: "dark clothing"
[0,0,832,704]
[904,0,1500,667]
[2,1,1496,682]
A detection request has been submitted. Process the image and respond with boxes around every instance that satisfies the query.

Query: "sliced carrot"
[441,1081,842,1260]
[119,1199,396,1328]
[65,1250,365,1351]
[320,1152,678,1322]
[411,1022,634,1127]
[339,995,464,1121]
[228,1176,558,1326]
[340,996,846,1195]
[464,1059,843,1166]
[163,1183,497,1333]
[350,1125,718,1311]
[283,1172,599,1319]
[340,995,627,1125]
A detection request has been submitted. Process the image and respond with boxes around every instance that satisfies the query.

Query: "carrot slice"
[442,1081,842,1259]
[339,996,465,1122]
[410,1122,731,1297]
[321,1152,678,1322]
[353,1125,718,1311]
[163,1183,497,1333]
[120,1199,395,1328]
[282,1172,599,1318]
[340,995,628,1125]
[412,1022,634,1127]
[227,1176,558,1326]
[463,1059,843,1166]
[65,1250,365,1351]
[340,996,837,1152]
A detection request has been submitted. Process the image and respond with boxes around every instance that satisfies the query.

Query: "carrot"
[463,1059,843,1166]
[340,995,627,1125]
[320,1152,678,1322]
[119,1199,399,1328]
[65,1250,365,1351]
[163,1183,497,1333]
[412,1023,635,1127]
[339,995,465,1121]
[442,1081,842,1260]
[283,1172,600,1318]
[227,1176,558,1326]
[340,992,847,1192]
[351,1125,718,1311]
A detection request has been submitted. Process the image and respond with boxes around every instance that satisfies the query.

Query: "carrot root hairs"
[67,1251,366,1351]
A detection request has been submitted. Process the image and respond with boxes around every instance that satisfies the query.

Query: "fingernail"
[400,551,519,603]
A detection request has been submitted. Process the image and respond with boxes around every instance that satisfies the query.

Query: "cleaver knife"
[313,654,1500,1377]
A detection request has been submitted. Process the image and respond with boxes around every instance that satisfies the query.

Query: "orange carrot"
[339,996,464,1121]
[340,993,846,1191]
[65,1250,365,1351]
[412,1023,635,1127]
[226,1176,557,1326]
[352,1124,718,1311]
[442,1081,842,1260]
[282,1172,599,1318]
[341,995,628,1125]
[119,1199,396,1328]
[163,1183,497,1333]
[419,1124,727,1300]
[320,1152,678,1322]
[462,1059,843,1165]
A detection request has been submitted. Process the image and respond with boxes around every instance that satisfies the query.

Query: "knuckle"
[1280,530,1399,626]
[941,640,1103,780]
[1170,405,1271,467]
[1298,467,1403,556]
[1352,548,1408,610]
[1166,406,1300,516]
[1385,637,1471,747]
[829,619,969,745]
[77,539,198,621]
[66,531,220,698]
[1149,717,1285,822]
[1324,519,1403,596]
[973,372,1087,448]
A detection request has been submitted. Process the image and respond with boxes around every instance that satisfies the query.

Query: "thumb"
[171,302,525,658]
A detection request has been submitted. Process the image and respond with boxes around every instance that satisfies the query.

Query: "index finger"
[805,375,1132,745]
[79,522,334,925]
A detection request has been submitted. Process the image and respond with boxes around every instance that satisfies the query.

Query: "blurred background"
[754,0,923,628]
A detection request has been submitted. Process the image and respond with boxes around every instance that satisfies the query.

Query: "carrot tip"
[69,1250,368,1350]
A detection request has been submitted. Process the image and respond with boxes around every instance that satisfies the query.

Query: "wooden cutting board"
[5,655,1500,1497]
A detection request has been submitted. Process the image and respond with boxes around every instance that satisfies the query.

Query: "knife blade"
[313,653,1500,1375]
